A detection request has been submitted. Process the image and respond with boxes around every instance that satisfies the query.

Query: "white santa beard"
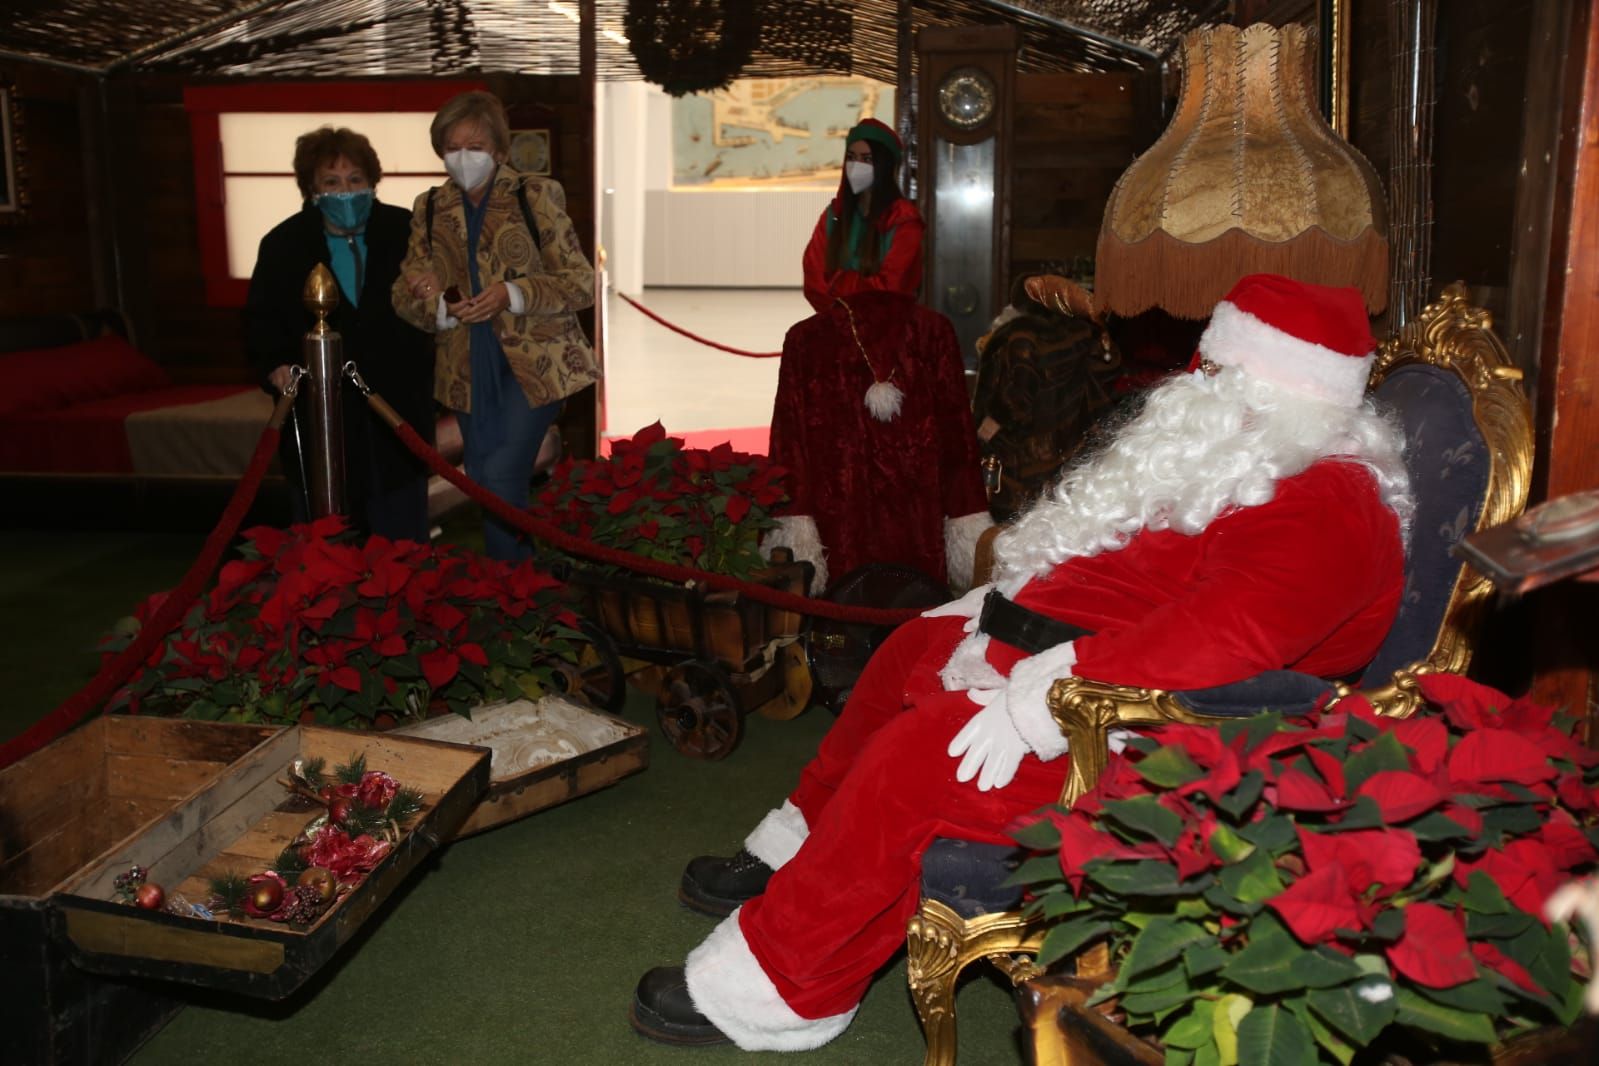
[994,368,1412,582]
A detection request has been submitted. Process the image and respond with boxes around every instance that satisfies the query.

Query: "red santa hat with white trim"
[1196,274,1377,408]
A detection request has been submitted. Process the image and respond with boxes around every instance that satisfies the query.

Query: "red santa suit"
[765,291,991,591]
[801,195,925,313]
[673,274,1412,1050]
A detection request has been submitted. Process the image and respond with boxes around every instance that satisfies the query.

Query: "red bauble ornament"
[135,882,165,910]
[249,877,284,914]
[298,866,338,905]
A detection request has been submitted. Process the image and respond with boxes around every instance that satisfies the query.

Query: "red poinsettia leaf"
[421,649,460,690]
[631,421,667,447]
[724,494,751,524]
[429,601,467,633]
[300,592,343,624]
[1386,902,1476,988]
[374,634,407,656]
[1416,672,1511,725]
[1442,802,1484,838]
[1389,715,1450,774]
[635,519,661,541]
[1539,820,1598,871]
[1357,769,1447,823]
[328,665,362,693]
[1557,773,1595,812]
[1274,767,1349,812]
[1305,745,1348,799]
[1054,812,1121,894]
[1447,729,1557,786]
[1266,864,1364,944]
[1470,941,1546,997]
[1454,840,1562,920]
[458,642,489,667]
[1297,826,1421,896]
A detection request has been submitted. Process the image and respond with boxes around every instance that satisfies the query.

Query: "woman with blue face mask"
[244,126,436,542]
[392,91,598,562]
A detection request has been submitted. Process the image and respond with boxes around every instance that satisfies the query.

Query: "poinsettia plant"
[531,422,789,581]
[1011,675,1598,1065]
[101,516,584,727]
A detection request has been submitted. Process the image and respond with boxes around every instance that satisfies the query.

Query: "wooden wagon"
[561,553,814,760]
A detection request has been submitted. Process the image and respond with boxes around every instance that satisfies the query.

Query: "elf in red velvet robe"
[631,275,1415,1051]
[800,118,925,314]
[764,289,991,592]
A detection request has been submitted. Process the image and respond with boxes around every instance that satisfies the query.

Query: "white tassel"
[864,380,904,422]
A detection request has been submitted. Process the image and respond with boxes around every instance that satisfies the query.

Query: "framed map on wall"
[673,77,895,188]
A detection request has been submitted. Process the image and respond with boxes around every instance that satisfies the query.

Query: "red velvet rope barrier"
[0,400,289,771]
[382,416,923,627]
[615,291,783,358]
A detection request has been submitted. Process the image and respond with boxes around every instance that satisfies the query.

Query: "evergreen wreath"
[624,0,760,97]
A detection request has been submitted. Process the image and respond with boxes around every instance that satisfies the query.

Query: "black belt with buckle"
[977,588,1093,655]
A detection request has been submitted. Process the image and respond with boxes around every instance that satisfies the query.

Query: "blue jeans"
[455,398,561,561]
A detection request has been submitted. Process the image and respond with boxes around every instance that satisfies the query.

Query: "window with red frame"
[185,82,484,307]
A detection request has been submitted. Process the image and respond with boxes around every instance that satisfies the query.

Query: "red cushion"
[0,334,170,417]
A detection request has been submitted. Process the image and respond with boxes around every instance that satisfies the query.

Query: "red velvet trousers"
[736,615,1067,1019]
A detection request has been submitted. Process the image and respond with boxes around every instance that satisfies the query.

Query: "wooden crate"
[393,696,647,837]
[0,716,278,1065]
[51,725,488,1000]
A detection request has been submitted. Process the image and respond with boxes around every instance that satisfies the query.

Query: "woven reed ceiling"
[1,0,1230,78]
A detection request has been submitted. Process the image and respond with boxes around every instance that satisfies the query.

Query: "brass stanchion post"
[301,263,347,518]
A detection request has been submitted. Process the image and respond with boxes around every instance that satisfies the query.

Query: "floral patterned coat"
[391,165,599,412]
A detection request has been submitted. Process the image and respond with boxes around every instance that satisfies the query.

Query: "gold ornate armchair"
[905,283,1533,1066]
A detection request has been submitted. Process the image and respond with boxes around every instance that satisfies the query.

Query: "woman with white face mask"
[393,91,598,561]
[800,118,925,313]
[245,126,435,542]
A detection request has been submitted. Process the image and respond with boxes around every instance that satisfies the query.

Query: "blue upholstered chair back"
[1358,363,1490,685]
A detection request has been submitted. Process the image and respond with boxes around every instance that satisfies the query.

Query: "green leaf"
[1465,910,1536,939]
[1506,922,1573,1009]
[1297,1007,1356,1066]
[1037,890,1093,920]
[1204,882,1263,917]
[1212,993,1253,1066]
[1367,908,1404,941]
[1086,859,1186,896]
[1218,849,1284,904]
[1343,731,1410,792]
[1136,745,1206,788]
[1405,810,1476,843]
[1393,987,1497,1044]
[1327,795,1385,831]
[1217,914,1305,994]
[1010,815,1063,851]
[1104,795,1185,847]
[1121,918,1215,981]
[1414,977,1507,1016]
[1236,812,1296,855]
[1166,1044,1198,1066]
[1218,712,1282,751]
[1459,870,1511,914]
[1481,804,1544,840]
[1122,976,1197,1018]
[1184,941,1230,979]
[1307,975,1397,1045]
[1207,822,1256,864]
[1289,947,1364,989]
[1038,917,1113,967]
[1163,999,1218,1050]
[1216,770,1266,820]
[1004,854,1065,888]
[1236,1004,1315,1066]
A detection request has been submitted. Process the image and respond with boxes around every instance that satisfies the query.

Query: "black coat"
[243,200,435,505]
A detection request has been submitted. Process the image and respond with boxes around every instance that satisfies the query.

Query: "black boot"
[630,966,731,1046]
[678,848,773,917]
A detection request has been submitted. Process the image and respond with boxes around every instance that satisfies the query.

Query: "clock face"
[937,67,997,130]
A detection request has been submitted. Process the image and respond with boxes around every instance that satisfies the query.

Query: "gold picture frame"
[0,84,27,223]
[509,128,551,176]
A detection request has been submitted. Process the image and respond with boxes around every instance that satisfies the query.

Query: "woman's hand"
[456,282,512,324]
[268,365,296,393]
[406,271,443,301]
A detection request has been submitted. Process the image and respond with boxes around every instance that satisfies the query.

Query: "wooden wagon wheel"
[555,619,626,713]
[657,660,743,760]
[756,641,813,721]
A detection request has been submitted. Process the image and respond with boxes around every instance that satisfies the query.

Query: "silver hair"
[994,367,1414,581]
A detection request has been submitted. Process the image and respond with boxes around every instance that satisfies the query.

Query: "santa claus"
[629,274,1415,1050]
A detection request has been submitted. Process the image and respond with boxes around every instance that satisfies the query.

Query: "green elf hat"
[846,118,903,164]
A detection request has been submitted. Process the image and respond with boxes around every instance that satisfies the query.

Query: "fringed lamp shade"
[1095,23,1389,320]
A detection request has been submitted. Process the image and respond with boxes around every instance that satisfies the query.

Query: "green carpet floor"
[1,525,1032,1065]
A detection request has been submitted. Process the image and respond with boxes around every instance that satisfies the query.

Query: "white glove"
[948,687,1029,791]
[922,582,991,634]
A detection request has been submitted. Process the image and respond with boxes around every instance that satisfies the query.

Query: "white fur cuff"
[685,912,857,1051]
[764,514,827,594]
[1003,641,1079,761]
[944,510,993,592]
[744,800,808,870]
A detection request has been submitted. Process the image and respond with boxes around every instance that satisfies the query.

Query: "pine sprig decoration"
[207,871,250,918]
[335,752,367,784]
[271,843,308,878]
[295,757,328,791]
[385,787,425,827]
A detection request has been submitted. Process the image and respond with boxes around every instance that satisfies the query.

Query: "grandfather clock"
[916,24,1019,368]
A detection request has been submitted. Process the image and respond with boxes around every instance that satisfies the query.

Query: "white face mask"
[444,149,497,193]
[844,160,875,195]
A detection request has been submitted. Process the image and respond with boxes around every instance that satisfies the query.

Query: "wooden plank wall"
[1009,71,1154,293]
[0,62,99,318]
